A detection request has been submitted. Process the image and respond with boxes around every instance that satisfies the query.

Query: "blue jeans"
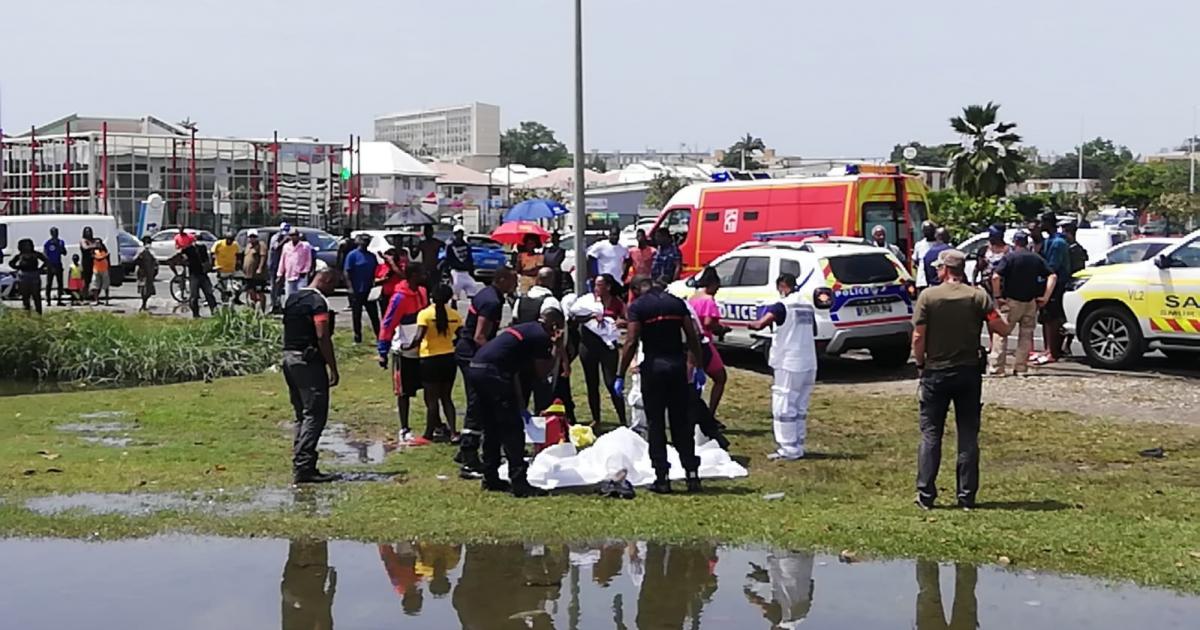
[284,278,305,298]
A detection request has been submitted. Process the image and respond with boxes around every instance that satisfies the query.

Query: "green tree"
[1107,161,1192,210]
[643,174,687,210]
[948,102,1026,198]
[1153,193,1200,233]
[928,190,1021,243]
[889,142,958,167]
[1041,137,1135,189]
[500,121,571,170]
[719,133,767,170]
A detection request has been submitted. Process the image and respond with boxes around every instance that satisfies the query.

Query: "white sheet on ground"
[500,426,748,489]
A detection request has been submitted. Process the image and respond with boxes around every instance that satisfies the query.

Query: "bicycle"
[169,267,190,303]
[214,271,246,306]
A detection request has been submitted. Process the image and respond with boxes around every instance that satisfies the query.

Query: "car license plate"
[855,303,893,317]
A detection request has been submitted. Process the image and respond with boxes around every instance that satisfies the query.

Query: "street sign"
[902,146,918,160]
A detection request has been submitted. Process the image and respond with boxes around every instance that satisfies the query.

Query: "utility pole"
[572,0,587,294]
[1190,105,1196,195]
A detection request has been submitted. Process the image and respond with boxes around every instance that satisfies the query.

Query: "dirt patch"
[819,362,1200,425]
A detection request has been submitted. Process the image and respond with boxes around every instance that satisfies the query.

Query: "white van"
[0,214,125,284]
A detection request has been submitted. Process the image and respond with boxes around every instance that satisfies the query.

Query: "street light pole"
[572,0,587,294]
[1190,105,1196,195]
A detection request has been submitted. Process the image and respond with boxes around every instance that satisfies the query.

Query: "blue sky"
[2,0,1197,157]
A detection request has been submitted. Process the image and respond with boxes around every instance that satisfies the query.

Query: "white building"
[1011,178,1102,196]
[432,161,505,231]
[373,103,500,171]
[349,141,438,211]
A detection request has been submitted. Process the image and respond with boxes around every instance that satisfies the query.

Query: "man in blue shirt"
[650,228,682,284]
[617,276,705,493]
[343,234,380,344]
[454,267,518,478]
[1037,211,1071,361]
[921,228,952,288]
[43,227,67,306]
[466,311,564,497]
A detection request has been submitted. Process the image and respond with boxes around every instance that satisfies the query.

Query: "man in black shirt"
[168,237,218,318]
[467,311,565,497]
[617,276,705,493]
[990,232,1056,375]
[418,225,445,290]
[454,267,518,478]
[282,269,340,484]
[541,231,567,297]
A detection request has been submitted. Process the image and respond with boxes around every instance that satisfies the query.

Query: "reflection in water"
[6,536,1198,629]
[744,551,814,628]
[916,560,979,630]
[637,543,719,629]
[281,540,336,630]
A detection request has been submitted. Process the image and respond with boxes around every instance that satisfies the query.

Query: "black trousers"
[283,350,330,474]
[455,352,484,468]
[348,291,380,342]
[640,355,698,477]
[189,272,217,318]
[917,366,982,505]
[281,540,335,630]
[579,330,626,426]
[467,364,528,484]
[45,265,64,302]
[915,561,977,630]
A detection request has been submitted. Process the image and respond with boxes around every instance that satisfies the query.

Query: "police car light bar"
[752,228,834,242]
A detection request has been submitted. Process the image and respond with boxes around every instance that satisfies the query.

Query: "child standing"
[135,236,160,312]
[90,239,112,305]
[67,254,85,304]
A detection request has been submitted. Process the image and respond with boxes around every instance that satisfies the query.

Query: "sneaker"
[648,479,673,494]
[511,481,549,498]
[767,450,804,461]
[294,470,339,484]
[685,474,702,494]
[399,429,414,444]
[914,495,934,511]
[459,466,484,480]
[449,433,462,445]
[957,499,976,511]
[406,436,433,447]
[481,478,511,493]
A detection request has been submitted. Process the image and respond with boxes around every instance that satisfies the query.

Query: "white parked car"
[1090,237,1178,267]
[668,236,916,366]
[146,228,217,261]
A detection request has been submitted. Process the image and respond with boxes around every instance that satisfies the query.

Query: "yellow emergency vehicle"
[1064,228,1200,368]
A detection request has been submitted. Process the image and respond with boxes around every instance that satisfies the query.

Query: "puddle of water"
[76,411,131,420]
[315,423,396,465]
[58,422,133,434]
[23,487,337,518]
[79,436,135,447]
[58,416,139,448]
[0,537,1196,629]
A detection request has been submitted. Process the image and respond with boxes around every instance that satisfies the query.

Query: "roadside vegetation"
[0,308,282,385]
[2,353,1199,592]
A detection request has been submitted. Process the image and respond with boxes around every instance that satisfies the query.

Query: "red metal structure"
[64,121,73,213]
[29,126,39,215]
[189,127,197,215]
[270,131,280,215]
[100,121,109,215]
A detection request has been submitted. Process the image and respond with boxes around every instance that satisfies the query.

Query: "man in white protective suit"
[748,272,816,460]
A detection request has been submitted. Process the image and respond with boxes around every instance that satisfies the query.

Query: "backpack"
[515,294,547,324]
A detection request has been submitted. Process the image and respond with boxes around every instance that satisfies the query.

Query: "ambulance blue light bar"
[752,228,833,242]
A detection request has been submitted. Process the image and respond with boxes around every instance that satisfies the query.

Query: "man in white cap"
[268,222,292,313]
[748,272,816,461]
[443,225,481,302]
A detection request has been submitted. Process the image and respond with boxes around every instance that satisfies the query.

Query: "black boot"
[481,477,511,493]
[293,469,338,484]
[685,471,702,494]
[511,479,548,498]
[649,475,673,494]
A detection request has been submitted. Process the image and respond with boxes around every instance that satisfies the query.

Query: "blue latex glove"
[520,409,533,424]
[612,377,624,398]
[693,368,707,391]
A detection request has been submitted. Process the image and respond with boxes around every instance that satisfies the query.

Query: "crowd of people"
[281,223,817,499]
[2,226,114,313]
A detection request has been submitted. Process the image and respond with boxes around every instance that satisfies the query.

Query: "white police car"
[668,230,916,366]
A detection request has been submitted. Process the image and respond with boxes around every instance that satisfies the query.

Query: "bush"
[928,191,1022,243]
[0,308,282,385]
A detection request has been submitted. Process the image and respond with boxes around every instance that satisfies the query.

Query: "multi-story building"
[587,149,715,171]
[373,103,500,171]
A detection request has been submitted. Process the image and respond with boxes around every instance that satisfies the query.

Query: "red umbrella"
[490,221,550,246]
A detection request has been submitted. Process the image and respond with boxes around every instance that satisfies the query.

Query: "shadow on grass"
[972,499,1073,512]
[802,451,866,461]
[547,482,757,498]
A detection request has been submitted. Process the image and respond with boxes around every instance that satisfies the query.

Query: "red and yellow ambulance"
[649,165,931,275]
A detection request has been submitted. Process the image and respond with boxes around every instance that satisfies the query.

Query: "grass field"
[3,348,1200,592]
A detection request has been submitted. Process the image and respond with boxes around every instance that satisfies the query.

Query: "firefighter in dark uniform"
[281,269,340,484]
[454,267,518,478]
[616,275,705,493]
[467,310,566,498]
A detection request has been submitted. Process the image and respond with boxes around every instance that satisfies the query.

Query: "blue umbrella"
[504,198,568,222]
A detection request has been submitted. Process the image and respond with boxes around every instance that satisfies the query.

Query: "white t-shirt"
[586,240,629,280]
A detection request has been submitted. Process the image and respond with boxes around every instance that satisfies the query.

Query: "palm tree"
[948,103,1025,198]
[721,133,767,170]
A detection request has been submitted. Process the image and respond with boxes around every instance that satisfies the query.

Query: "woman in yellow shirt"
[404,284,463,442]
